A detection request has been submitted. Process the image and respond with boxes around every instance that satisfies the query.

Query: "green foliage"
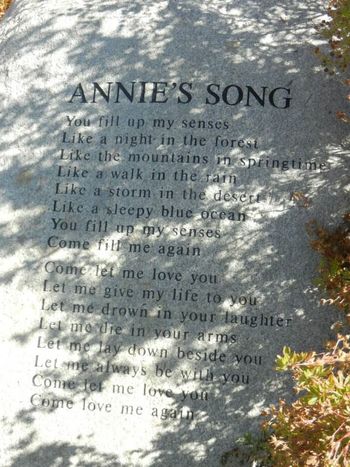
[308,215,350,325]
[315,0,350,74]
[263,336,350,466]
[221,431,273,466]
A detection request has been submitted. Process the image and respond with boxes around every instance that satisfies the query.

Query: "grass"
[0,0,11,18]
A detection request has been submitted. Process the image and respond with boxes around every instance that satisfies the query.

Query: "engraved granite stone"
[0,1,348,466]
